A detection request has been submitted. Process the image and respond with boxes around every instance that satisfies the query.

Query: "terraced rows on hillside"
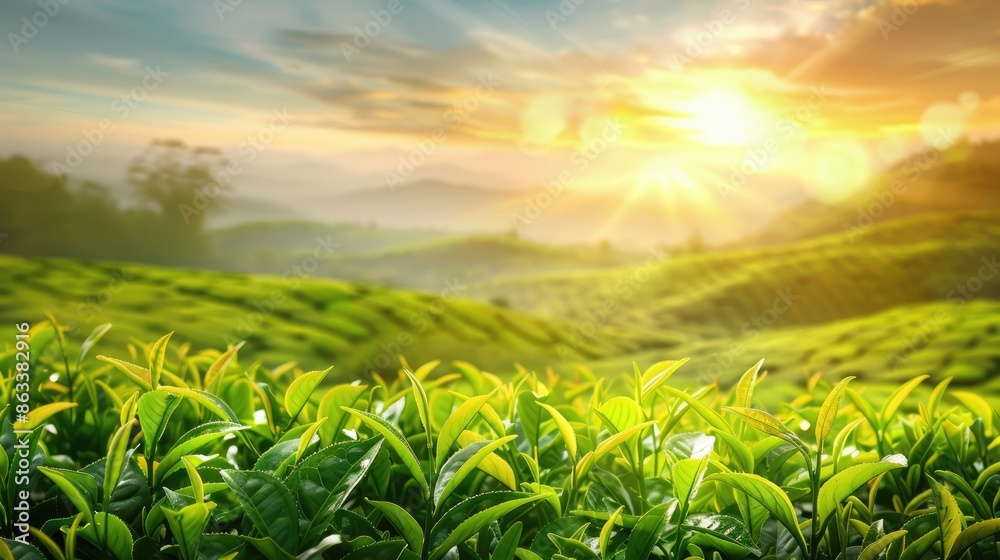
[470,210,1000,336]
[587,299,1000,405]
[0,255,680,377]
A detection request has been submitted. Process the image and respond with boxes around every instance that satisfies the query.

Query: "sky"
[1,0,998,230]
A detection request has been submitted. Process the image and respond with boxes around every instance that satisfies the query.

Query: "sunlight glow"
[683,88,760,147]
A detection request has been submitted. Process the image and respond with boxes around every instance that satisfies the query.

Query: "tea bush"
[2,320,999,559]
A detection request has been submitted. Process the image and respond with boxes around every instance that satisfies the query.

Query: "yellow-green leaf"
[946,519,1000,560]
[147,332,173,390]
[929,475,964,558]
[816,376,855,445]
[539,403,577,459]
[707,472,807,556]
[285,368,332,423]
[15,402,78,431]
[342,407,428,493]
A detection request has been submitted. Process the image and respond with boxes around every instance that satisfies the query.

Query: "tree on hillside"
[0,139,227,265]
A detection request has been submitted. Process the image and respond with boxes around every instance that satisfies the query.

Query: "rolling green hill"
[749,139,1000,246]
[2,208,996,404]
[212,223,642,291]
[583,299,1000,404]
[470,210,1000,337]
[210,221,454,256]
[304,235,642,291]
[0,254,678,378]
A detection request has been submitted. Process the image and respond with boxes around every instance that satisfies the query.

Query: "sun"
[683,88,761,147]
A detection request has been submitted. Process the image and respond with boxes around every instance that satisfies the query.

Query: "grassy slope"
[471,210,1000,336]
[210,221,454,255]
[747,139,1000,246]
[213,222,642,291]
[587,299,1000,404]
[0,254,678,378]
[309,235,642,291]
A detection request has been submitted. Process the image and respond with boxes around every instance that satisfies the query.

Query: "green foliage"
[2,323,1000,559]
[0,143,224,265]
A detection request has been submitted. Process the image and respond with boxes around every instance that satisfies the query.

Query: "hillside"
[470,209,1000,336]
[749,139,1000,246]
[301,235,642,291]
[0,254,679,378]
[211,221,454,256]
[210,223,643,291]
[584,299,1000,404]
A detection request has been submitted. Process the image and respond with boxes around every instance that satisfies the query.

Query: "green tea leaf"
[156,422,249,486]
[318,384,368,445]
[879,375,928,427]
[673,454,711,512]
[539,403,577,459]
[368,499,424,553]
[815,376,854,446]
[946,519,1000,560]
[342,407,428,493]
[203,341,244,395]
[38,467,98,525]
[163,502,216,560]
[929,475,964,558]
[436,389,499,467]
[286,437,384,547]
[707,472,807,556]
[733,359,764,409]
[429,492,545,560]
[664,387,734,436]
[75,512,133,560]
[434,435,517,511]
[103,421,134,510]
[858,530,907,560]
[625,502,673,560]
[600,506,625,558]
[935,470,992,521]
[492,522,523,560]
[221,469,299,553]
[285,367,332,423]
[405,368,433,444]
[640,359,689,403]
[147,332,173,390]
[77,324,112,372]
[684,514,762,557]
[817,455,907,525]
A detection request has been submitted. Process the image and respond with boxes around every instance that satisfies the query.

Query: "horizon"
[3,0,998,244]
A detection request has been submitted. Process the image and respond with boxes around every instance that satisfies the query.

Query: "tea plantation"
[2,325,1000,559]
